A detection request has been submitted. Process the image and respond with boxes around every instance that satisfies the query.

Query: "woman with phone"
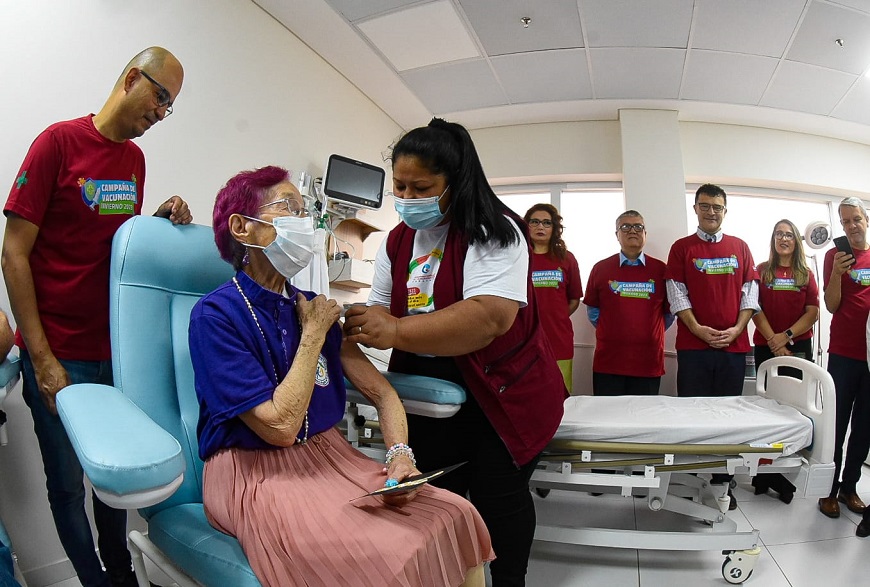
[750,219,820,503]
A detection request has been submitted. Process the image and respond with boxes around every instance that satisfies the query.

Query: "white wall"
[0,1,401,584]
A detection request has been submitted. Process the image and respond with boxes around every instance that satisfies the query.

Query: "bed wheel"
[729,478,738,490]
[535,488,551,498]
[721,547,761,584]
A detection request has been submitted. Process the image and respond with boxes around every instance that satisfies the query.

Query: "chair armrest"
[57,383,185,509]
[345,371,466,418]
[0,353,20,391]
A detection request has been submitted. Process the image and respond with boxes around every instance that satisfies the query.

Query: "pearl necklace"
[233,276,308,444]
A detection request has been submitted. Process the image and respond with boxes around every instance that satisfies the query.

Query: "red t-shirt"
[666,234,758,353]
[753,263,819,346]
[4,115,145,360]
[584,254,669,377]
[823,246,870,361]
[530,251,582,360]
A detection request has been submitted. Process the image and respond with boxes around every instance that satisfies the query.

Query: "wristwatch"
[785,329,794,344]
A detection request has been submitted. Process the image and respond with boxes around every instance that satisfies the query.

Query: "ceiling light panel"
[358,0,480,72]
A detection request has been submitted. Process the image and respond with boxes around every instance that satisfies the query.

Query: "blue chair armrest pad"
[346,371,466,405]
[0,354,20,389]
[57,383,185,495]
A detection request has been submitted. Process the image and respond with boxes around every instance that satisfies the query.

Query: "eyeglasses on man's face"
[774,231,795,241]
[618,223,645,233]
[528,219,553,228]
[140,70,174,116]
[696,203,725,213]
[259,198,309,218]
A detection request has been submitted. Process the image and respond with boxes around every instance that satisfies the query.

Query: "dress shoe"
[858,519,870,538]
[837,491,866,514]
[819,496,840,518]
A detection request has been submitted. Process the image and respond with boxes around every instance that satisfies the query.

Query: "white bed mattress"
[556,395,813,456]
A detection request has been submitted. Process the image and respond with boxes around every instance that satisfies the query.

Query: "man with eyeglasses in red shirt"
[2,47,191,587]
[585,210,673,395]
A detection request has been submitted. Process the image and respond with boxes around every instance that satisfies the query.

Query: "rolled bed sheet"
[556,395,812,456]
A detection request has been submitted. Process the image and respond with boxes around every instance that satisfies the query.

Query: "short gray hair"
[839,197,869,221]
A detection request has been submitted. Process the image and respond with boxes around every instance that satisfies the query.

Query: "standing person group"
[2,47,190,587]
[523,204,582,393]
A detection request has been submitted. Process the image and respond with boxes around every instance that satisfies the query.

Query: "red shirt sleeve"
[4,128,61,227]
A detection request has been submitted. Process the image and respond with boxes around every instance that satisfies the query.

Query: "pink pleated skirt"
[203,427,494,587]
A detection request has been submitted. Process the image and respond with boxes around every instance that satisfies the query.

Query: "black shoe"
[751,476,769,496]
[858,520,870,538]
[778,490,794,505]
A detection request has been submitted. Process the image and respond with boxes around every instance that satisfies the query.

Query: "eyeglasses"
[528,219,553,227]
[140,71,174,116]
[259,198,309,217]
[697,203,725,213]
[618,223,645,233]
[774,231,795,241]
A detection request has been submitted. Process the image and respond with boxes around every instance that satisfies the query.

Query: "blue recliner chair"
[55,216,467,587]
[1,353,26,587]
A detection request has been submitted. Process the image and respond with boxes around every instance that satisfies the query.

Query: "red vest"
[385,216,566,466]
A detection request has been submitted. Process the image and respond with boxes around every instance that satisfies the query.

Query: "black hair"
[695,183,727,204]
[391,118,519,247]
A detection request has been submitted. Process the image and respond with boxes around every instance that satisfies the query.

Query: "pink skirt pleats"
[203,427,493,587]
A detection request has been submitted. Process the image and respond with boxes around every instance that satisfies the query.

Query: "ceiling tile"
[324,0,421,22]
[692,0,805,57]
[581,0,693,48]
[787,1,870,74]
[459,0,583,56]
[828,0,870,14]
[358,1,479,71]
[831,77,870,124]
[760,60,856,115]
[590,48,685,99]
[400,59,508,114]
[682,50,778,105]
[491,49,592,104]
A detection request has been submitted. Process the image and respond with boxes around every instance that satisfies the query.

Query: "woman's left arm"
[340,340,420,504]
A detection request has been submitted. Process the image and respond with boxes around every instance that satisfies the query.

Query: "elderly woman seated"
[189,166,492,587]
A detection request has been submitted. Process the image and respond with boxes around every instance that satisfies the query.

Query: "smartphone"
[834,236,854,260]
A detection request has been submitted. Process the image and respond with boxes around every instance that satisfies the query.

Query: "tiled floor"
[44,467,870,587]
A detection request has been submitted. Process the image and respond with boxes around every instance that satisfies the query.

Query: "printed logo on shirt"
[770,277,799,291]
[848,268,870,286]
[532,269,564,288]
[693,255,739,275]
[79,175,138,215]
[314,354,330,387]
[406,247,443,313]
[608,279,656,299]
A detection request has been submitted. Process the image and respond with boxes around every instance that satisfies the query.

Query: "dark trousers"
[21,351,132,587]
[754,338,814,379]
[826,353,870,496]
[408,393,539,587]
[676,349,746,397]
[592,372,661,396]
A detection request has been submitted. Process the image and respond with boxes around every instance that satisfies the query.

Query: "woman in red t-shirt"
[750,218,820,503]
[523,203,583,392]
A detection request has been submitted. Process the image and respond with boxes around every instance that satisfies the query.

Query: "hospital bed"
[533,356,834,584]
[349,356,835,585]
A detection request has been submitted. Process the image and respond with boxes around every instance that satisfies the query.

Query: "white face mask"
[244,215,316,279]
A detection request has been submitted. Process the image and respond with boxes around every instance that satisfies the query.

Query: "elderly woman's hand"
[381,454,421,506]
[296,293,341,339]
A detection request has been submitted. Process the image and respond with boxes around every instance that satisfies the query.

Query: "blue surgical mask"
[393,186,450,230]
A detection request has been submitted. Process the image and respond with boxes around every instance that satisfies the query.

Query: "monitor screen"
[323,154,385,210]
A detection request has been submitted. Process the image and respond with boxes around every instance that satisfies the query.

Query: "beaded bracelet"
[386,442,416,467]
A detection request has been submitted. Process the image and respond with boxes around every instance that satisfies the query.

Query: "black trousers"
[592,372,661,396]
[676,349,746,397]
[754,338,814,379]
[407,392,539,587]
[826,353,870,496]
